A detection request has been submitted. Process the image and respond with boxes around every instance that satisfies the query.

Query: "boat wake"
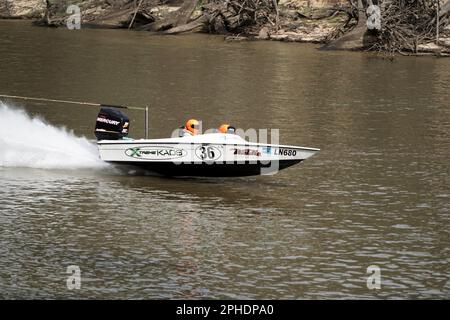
[0,103,107,170]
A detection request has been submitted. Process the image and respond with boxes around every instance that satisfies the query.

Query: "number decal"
[195,145,221,161]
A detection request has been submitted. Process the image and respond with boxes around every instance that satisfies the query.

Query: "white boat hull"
[97,133,319,177]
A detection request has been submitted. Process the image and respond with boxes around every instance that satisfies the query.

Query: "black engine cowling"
[95,107,130,140]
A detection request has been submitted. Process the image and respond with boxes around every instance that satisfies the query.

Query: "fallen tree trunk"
[322,0,376,50]
[163,15,207,34]
[142,0,198,32]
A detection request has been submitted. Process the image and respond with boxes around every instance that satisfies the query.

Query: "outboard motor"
[95,107,130,140]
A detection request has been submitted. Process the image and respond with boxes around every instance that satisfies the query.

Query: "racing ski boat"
[95,107,319,177]
[0,94,319,176]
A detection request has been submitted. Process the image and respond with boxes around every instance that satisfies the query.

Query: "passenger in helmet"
[218,123,236,134]
[181,119,200,137]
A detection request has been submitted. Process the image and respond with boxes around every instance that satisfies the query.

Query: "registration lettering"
[274,149,297,157]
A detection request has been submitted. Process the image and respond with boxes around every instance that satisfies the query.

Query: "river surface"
[0,20,449,299]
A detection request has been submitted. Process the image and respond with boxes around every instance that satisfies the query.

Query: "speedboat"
[95,108,320,177]
[0,94,318,176]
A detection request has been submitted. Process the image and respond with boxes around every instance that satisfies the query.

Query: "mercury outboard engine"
[95,106,130,140]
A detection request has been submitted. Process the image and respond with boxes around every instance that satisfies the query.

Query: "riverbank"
[1,0,449,56]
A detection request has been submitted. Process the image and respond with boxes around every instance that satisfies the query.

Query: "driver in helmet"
[181,119,200,137]
[218,123,236,134]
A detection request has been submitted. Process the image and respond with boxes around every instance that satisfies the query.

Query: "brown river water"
[0,20,449,299]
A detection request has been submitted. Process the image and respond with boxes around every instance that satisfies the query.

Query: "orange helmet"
[185,119,200,135]
[219,123,235,134]
[219,124,230,133]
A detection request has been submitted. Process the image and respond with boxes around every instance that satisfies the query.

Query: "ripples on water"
[0,21,449,299]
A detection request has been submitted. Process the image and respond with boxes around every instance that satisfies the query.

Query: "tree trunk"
[144,0,198,32]
[163,15,208,34]
[322,0,375,50]
[273,0,279,30]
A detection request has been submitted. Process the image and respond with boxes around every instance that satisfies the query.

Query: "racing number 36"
[196,145,221,161]
[199,146,215,160]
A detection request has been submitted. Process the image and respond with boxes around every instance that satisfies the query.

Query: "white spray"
[0,102,107,169]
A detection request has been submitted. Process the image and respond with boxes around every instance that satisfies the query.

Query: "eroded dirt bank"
[1,0,449,56]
